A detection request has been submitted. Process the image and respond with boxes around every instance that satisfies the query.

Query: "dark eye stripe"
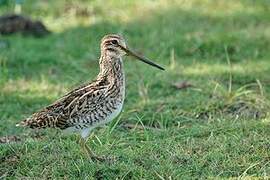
[103,38,119,44]
[104,41,117,46]
[104,42,111,46]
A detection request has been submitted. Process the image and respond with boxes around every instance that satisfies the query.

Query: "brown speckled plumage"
[18,34,127,138]
[16,34,164,160]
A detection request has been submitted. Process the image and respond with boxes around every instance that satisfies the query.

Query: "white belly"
[79,103,123,139]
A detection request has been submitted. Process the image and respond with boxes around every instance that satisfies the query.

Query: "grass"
[1,0,270,178]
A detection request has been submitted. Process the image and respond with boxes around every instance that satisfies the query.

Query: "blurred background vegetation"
[1,0,270,179]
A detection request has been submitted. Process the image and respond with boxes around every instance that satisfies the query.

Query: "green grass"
[1,0,270,179]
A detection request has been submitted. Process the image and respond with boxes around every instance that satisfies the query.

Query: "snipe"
[17,34,164,161]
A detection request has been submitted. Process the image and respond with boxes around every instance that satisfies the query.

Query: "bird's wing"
[17,82,108,129]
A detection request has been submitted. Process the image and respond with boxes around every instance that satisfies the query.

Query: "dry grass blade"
[195,81,269,120]
[172,81,193,90]
[120,122,161,131]
[0,135,21,144]
[0,132,44,144]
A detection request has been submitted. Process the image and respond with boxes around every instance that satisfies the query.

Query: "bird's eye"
[111,40,118,45]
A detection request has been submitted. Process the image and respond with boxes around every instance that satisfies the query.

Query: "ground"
[1,0,270,179]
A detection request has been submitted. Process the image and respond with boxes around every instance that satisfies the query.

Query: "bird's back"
[18,69,125,132]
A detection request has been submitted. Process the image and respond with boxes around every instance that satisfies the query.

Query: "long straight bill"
[119,45,165,71]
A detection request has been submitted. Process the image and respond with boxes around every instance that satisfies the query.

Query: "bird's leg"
[78,136,106,162]
[77,135,116,162]
[80,137,98,159]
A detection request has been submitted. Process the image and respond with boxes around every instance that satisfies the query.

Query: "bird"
[16,34,165,161]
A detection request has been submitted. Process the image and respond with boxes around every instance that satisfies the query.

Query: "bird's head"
[101,34,127,58]
[101,34,165,70]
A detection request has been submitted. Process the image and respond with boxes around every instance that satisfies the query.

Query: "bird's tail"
[16,115,53,129]
[16,118,29,127]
